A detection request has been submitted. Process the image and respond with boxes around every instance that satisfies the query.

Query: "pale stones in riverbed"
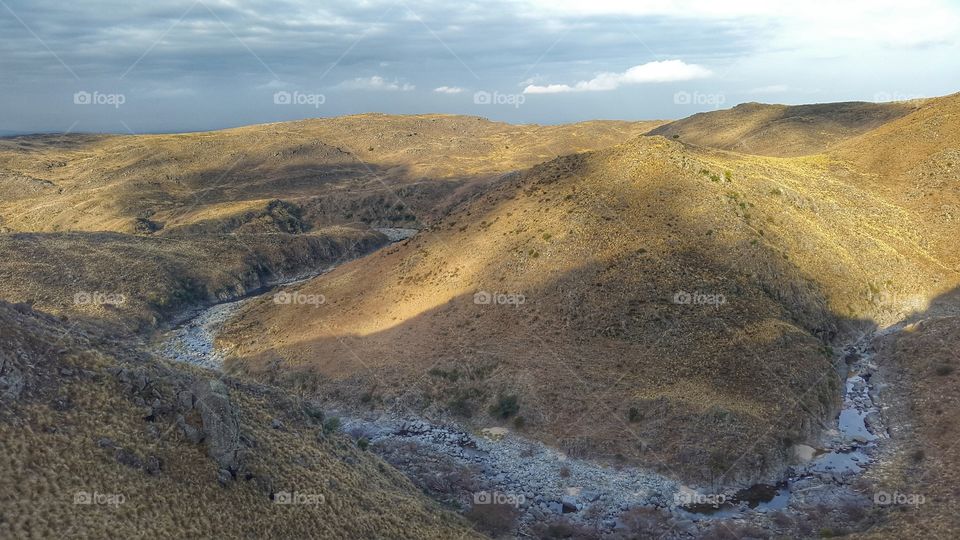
[480,427,509,440]
[792,444,817,463]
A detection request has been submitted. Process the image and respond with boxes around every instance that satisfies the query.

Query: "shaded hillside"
[0,226,385,335]
[219,117,958,485]
[0,116,656,338]
[855,288,960,539]
[648,101,918,157]
[0,301,479,539]
[0,116,658,235]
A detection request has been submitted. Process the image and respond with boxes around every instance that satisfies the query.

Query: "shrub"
[322,417,341,434]
[448,396,475,418]
[628,407,641,422]
[464,503,518,537]
[357,437,369,451]
[489,394,520,419]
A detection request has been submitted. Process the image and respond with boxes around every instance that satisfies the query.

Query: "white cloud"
[749,84,789,94]
[523,60,711,94]
[433,86,464,94]
[336,76,415,91]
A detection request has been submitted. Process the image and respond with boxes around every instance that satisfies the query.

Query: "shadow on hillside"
[220,143,960,487]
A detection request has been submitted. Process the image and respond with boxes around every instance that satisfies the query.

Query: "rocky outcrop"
[191,379,243,480]
[0,356,25,401]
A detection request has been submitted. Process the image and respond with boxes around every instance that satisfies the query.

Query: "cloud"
[523,0,959,49]
[749,84,789,94]
[336,76,415,91]
[523,60,711,94]
[433,86,464,94]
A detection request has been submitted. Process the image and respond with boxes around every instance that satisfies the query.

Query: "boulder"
[114,448,143,469]
[0,360,25,401]
[217,468,234,487]
[192,379,242,473]
[145,455,163,476]
[177,415,204,444]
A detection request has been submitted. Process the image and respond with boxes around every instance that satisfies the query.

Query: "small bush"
[628,407,641,422]
[489,395,520,419]
[356,437,369,451]
[322,417,341,434]
[935,364,954,376]
[464,503,518,537]
[448,396,475,418]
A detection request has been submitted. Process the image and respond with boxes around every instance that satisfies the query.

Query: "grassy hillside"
[0,115,658,235]
[0,226,386,335]
[219,97,960,488]
[0,300,480,539]
[647,101,918,157]
[0,116,661,538]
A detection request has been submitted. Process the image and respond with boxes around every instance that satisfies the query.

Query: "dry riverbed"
[152,234,905,537]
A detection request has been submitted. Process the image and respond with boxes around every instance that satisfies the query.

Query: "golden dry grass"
[220,96,960,489]
[0,300,480,539]
[648,100,919,157]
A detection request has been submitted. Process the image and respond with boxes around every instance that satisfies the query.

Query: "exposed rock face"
[192,379,242,475]
[0,356,25,401]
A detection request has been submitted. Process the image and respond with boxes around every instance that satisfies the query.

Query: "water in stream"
[680,336,886,518]
[155,249,891,533]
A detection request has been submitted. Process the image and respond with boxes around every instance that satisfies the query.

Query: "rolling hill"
[647,100,919,157]
[218,95,960,492]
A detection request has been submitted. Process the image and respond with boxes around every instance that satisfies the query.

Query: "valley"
[3,97,959,538]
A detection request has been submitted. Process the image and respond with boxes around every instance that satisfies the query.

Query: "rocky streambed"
[155,227,419,370]
[154,244,900,537]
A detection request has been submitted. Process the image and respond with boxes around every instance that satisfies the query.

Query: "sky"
[1,0,958,134]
